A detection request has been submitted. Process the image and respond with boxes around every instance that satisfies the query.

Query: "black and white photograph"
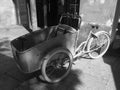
[0,0,119,90]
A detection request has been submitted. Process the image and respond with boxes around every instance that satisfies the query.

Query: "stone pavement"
[0,25,120,90]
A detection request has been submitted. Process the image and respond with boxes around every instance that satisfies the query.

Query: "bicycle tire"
[87,31,110,59]
[41,47,73,83]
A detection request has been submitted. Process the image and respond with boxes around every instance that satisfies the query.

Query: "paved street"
[0,25,120,90]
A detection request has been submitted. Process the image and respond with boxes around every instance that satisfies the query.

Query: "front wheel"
[41,48,73,83]
[87,31,110,59]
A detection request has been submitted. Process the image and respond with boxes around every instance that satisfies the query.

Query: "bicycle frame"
[74,31,95,58]
[58,14,98,59]
[57,0,111,59]
[74,30,110,59]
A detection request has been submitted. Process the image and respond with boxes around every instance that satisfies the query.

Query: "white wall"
[0,0,16,28]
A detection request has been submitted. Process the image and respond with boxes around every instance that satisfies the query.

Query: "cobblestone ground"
[0,25,120,90]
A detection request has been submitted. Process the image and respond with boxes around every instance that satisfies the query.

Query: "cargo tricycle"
[11,0,111,83]
[11,13,110,83]
[11,24,78,83]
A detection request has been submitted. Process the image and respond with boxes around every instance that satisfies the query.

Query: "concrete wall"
[0,0,16,28]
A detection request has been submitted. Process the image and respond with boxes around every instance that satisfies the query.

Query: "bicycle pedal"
[72,62,75,65]
[91,33,98,38]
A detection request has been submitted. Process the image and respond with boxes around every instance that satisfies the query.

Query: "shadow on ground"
[103,48,120,90]
[0,39,35,90]
[0,52,35,90]
[45,70,82,90]
[16,69,82,90]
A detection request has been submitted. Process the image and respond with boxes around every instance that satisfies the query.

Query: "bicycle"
[58,13,111,59]
[74,30,110,59]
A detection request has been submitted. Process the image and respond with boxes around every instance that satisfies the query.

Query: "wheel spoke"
[47,67,56,77]
[91,40,108,55]
[47,55,70,79]
[92,46,102,55]
[46,66,54,74]
[88,31,110,58]
[42,48,72,83]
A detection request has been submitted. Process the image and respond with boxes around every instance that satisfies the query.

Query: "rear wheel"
[87,31,110,59]
[41,48,73,83]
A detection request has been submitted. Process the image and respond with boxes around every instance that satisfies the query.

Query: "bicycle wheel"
[87,31,110,59]
[41,48,73,83]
